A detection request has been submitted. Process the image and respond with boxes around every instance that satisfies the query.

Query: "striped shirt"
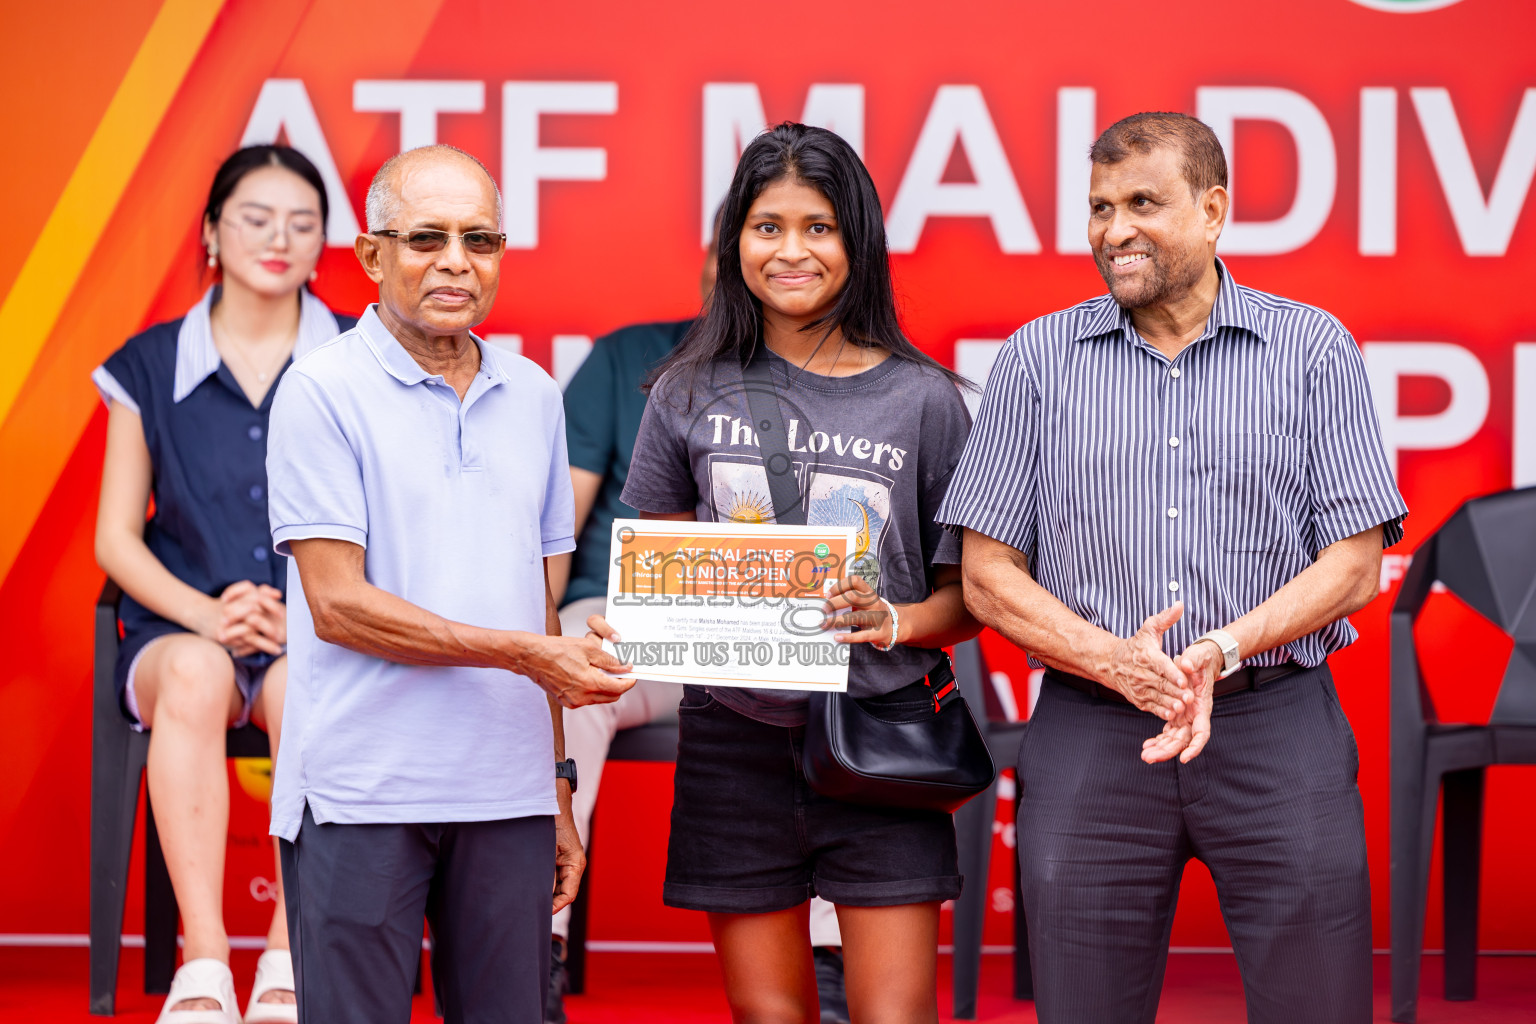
[936,261,1407,668]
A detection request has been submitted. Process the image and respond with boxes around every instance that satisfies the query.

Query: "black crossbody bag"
[739,350,996,813]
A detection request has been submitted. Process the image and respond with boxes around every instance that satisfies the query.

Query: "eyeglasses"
[220,214,324,252]
[371,229,507,255]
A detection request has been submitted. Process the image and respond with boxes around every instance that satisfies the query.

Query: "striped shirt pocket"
[1217,433,1307,553]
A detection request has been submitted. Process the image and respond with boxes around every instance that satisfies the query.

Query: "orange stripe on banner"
[0,0,226,427]
[0,0,450,587]
[0,1,166,301]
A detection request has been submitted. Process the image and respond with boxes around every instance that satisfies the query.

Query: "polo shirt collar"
[355,304,512,387]
[173,286,341,403]
[1074,258,1264,345]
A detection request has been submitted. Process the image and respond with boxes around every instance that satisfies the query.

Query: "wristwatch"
[1196,629,1242,679]
[555,758,578,793]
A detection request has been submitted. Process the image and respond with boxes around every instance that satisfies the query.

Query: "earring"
[207,244,218,268]
[309,270,318,282]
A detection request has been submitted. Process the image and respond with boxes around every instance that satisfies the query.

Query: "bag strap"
[923,657,961,713]
[740,348,806,525]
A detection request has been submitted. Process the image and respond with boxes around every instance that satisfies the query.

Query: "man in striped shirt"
[938,112,1406,1024]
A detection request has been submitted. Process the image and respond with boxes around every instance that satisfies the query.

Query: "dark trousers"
[279,804,554,1024]
[1016,664,1372,1024]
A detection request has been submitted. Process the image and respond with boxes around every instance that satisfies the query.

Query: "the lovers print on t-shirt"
[705,416,904,592]
[622,348,972,726]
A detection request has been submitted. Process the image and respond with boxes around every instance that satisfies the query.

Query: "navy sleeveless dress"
[93,287,355,725]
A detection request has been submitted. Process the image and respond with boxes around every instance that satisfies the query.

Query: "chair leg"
[950,779,996,1020]
[1441,768,1484,1002]
[144,791,179,994]
[1390,737,1436,1023]
[1012,816,1033,1001]
[90,731,146,1015]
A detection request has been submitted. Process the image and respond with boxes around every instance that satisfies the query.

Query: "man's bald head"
[364,145,502,232]
[355,144,505,348]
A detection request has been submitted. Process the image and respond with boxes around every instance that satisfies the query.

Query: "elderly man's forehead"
[391,154,498,211]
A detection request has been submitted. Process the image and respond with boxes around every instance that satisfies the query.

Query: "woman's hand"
[215,581,286,657]
[821,575,896,647]
[584,612,622,644]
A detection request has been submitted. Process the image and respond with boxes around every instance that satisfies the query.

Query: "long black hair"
[202,144,328,273]
[648,122,969,403]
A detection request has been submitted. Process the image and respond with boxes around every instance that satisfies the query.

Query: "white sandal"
[156,958,240,1024]
[243,949,298,1023]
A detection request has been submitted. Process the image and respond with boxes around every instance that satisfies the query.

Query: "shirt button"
[247,425,263,441]
[1167,507,1179,518]
[1168,580,1180,592]
[248,484,264,501]
[1170,367,1182,379]
[1169,436,1181,448]
[252,546,269,562]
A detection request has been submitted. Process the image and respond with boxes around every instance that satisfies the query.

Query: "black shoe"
[545,938,569,1024]
[813,946,850,1024]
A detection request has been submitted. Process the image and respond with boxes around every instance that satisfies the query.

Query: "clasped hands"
[1101,601,1220,764]
[207,580,286,657]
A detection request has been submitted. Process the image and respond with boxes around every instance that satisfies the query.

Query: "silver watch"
[1196,629,1242,678]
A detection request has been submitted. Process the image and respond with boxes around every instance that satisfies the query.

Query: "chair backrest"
[93,580,128,739]
[1391,486,1536,726]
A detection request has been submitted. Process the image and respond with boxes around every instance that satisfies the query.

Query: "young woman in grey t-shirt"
[591,123,981,1024]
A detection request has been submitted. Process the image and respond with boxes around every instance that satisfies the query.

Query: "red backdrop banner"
[1,0,1532,953]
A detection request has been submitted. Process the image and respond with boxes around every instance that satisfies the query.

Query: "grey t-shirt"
[620,348,971,726]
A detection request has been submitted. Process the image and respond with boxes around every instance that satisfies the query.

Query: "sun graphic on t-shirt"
[725,491,774,524]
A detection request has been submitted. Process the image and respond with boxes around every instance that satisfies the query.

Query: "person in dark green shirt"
[552,314,696,606]
[543,223,851,1024]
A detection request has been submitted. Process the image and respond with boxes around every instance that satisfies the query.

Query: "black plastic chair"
[563,717,680,996]
[1389,486,1536,1023]
[949,637,1031,1020]
[89,581,271,1014]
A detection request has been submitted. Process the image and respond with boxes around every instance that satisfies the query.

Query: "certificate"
[602,518,856,691]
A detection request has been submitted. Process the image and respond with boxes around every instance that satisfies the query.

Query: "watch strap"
[1197,629,1242,678]
[555,758,578,793]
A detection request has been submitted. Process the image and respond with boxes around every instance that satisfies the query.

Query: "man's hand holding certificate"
[598,519,856,691]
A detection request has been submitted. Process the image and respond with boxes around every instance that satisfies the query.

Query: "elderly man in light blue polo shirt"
[266,144,633,1024]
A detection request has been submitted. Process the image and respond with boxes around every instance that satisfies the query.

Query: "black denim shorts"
[662,682,962,914]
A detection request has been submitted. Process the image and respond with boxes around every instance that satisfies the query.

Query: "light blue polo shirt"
[266,305,574,841]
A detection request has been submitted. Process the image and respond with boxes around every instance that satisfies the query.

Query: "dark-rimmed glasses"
[371,229,507,255]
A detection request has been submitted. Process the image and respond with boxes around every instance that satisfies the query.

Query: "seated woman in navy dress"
[92,145,354,1024]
